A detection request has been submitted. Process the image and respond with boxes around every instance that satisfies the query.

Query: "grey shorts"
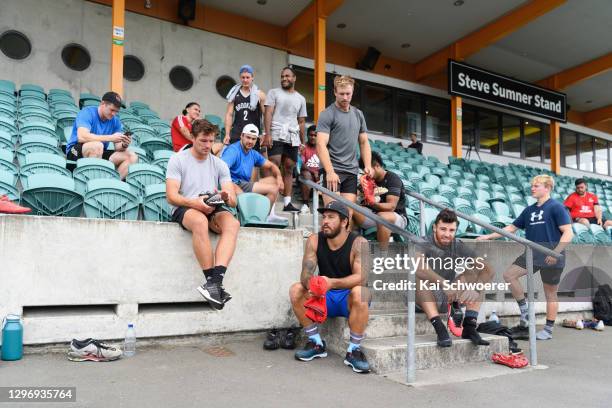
[236,180,254,193]
[361,212,407,230]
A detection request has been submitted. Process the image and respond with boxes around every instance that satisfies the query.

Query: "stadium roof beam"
[286,0,344,47]
[536,52,612,90]
[584,105,612,127]
[414,0,566,81]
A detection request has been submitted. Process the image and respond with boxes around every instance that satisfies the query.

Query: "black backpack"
[477,321,521,353]
[593,284,612,325]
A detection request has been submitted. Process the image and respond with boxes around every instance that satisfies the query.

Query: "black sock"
[431,316,450,341]
[212,265,227,284]
[203,268,215,284]
[462,316,490,346]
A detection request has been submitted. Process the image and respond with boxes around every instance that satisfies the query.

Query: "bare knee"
[289,282,306,304]
[503,266,523,283]
[191,218,210,237]
[349,286,368,307]
[85,142,104,158]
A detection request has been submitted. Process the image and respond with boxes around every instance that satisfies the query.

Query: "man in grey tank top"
[166,119,240,311]
[316,75,373,220]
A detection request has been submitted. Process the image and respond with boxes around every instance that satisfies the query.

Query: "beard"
[281,82,293,90]
[322,224,343,238]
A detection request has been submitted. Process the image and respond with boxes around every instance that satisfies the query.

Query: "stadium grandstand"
[1,0,612,396]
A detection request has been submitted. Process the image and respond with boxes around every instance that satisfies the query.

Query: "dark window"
[424,98,450,144]
[478,110,499,154]
[292,67,314,122]
[362,84,392,134]
[215,75,236,99]
[61,43,91,71]
[561,129,577,169]
[594,137,608,175]
[123,55,145,81]
[502,114,521,157]
[542,123,551,164]
[0,30,31,60]
[579,134,593,172]
[169,66,194,91]
[461,107,476,148]
[524,120,542,161]
[396,92,422,140]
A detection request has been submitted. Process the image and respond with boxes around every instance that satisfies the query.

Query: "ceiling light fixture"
[337,23,347,29]
[257,0,267,5]
[401,43,411,48]
[454,0,464,6]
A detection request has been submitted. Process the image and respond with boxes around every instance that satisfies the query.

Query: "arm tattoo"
[351,236,365,284]
[300,237,318,289]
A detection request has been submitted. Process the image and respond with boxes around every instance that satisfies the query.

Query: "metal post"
[406,244,416,384]
[525,246,538,366]
[312,184,319,232]
[419,200,426,236]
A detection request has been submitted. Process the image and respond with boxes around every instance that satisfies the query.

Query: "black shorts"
[512,254,564,285]
[572,216,603,224]
[268,140,298,162]
[229,134,263,153]
[171,205,230,230]
[66,143,114,161]
[321,171,358,194]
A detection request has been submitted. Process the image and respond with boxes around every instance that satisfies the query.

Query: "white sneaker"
[267,214,288,223]
[595,320,605,331]
[300,204,310,214]
[575,319,584,330]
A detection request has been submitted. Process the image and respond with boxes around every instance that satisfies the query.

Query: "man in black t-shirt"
[354,151,407,247]
[408,133,423,155]
[416,209,494,347]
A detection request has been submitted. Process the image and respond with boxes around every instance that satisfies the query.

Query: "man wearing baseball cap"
[221,123,286,223]
[66,91,138,179]
[289,201,372,373]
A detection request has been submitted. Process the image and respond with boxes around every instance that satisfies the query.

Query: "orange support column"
[451,96,463,158]
[110,0,125,96]
[550,120,561,174]
[313,0,326,122]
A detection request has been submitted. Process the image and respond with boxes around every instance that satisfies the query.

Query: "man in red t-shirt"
[171,102,200,152]
[300,126,320,210]
[564,178,612,228]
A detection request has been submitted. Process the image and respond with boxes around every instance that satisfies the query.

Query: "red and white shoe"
[492,352,529,368]
[0,195,31,214]
[447,303,463,337]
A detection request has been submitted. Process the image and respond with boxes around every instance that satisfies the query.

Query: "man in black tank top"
[223,65,267,151]
[289,201,372,373]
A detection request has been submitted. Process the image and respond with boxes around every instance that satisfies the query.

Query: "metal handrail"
[302,175,547,383]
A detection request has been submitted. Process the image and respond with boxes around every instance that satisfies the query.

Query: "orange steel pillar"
[550,120,561,174]
[313,0,326,122]
[451,95,463,158]
[111,0,125,96]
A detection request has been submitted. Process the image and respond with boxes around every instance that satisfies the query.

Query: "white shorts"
[361,212,407,230]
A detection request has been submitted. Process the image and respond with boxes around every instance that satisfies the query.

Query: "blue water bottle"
[1,315,24,361]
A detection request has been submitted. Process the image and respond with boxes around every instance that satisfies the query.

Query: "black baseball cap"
[317,201,349,219]
[101,91,123,108]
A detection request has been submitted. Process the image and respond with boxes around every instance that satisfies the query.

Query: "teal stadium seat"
[21,174,83,216]
[73,158,120,194]
[16,134,61,166]
[139,135,173,158]
[83,179,139,220]
[19,153,71,189]
[0,169,19,201]
[0,130,15,151]
[142,183,171,222]
[152,150,173,173]
[126,163,165,196]
[237,193,288,228]
[129,146,149,163]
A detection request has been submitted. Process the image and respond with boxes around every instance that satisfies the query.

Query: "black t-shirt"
[408,141,423,154]
[377,170,406,216]
[422,235,477,281]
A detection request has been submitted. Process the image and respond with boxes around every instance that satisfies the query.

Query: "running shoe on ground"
[294,340,327,361]
[280,329,297,350]
[536,329,552,340]
[595,320,605,331]
[344,348,370,373]
[510,324,530,340]
[263,329,280,350]
[68,338,122,362]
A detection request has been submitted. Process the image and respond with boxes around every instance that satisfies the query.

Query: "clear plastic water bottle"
[123,323,136,357]
[488,311,500,323]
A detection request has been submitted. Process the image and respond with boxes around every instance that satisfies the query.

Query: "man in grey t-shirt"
[166,119,239,311]
[264,66,307,212]
[317,75,373,210]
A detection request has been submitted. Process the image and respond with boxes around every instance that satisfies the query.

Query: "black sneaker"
[263,330,280,350]
[344,348,370,373]
[196,282,224,311]
[220,285,232,304]
[280,329,297,350]
[283,202,300,212]
[510,324,529,340]
[295,340,327,361]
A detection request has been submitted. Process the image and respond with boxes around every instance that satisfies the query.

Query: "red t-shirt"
[564,192,599,219]
[301,145,320,176]
[171,115,192,152]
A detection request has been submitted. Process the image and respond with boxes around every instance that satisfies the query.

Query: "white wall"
[0,0,288,120]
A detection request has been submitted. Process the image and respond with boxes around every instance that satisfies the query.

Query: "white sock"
[269,204,276,216]
[283,196,291,206]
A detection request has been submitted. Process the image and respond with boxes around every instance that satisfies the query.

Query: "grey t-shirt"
[265,88,307,144]
[165,149,232,214]
[316,104,367,175]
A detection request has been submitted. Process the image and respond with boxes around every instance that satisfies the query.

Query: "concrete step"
[322,312,435,340]
[326,333,508,374]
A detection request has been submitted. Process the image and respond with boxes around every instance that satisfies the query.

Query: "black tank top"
[230,90,262,140]
[316,231,358,279]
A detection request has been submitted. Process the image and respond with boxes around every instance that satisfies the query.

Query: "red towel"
[305,276,328,323]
